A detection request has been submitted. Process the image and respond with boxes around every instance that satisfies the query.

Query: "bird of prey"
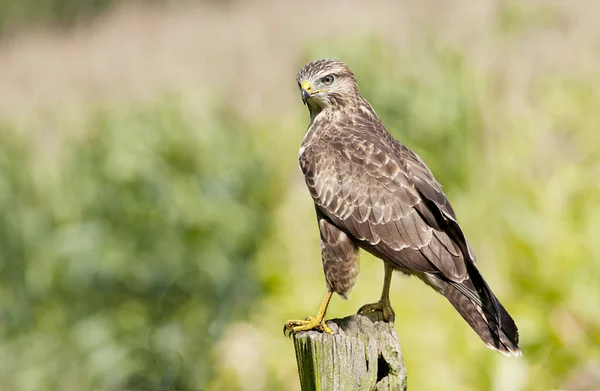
[283,59,521,356]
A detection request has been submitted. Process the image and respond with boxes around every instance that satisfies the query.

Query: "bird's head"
[296,59,359,115]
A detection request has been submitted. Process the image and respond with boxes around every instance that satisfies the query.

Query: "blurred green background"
[0,1,599,390]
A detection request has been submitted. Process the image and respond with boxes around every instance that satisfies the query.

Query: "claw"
[358,300,396,322]
[283,316,334,337]
[284,291,334,338]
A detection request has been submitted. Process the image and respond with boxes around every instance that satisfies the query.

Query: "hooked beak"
[301,81,312,105]
[301,89,311,104]
[300,80,328,105]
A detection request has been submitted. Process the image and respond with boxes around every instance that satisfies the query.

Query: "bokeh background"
[1,0,599,390]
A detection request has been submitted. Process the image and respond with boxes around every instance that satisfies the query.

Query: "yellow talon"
[284,291,334,337]
[283,316,333,336]
[357,299,395,322]
[358,263,395,322]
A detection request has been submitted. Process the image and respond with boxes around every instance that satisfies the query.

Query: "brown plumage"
[291,59,521,356]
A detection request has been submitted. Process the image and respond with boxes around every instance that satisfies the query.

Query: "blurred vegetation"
[0,97,287,389]
[0,1,599,391]
[0,0,113,33]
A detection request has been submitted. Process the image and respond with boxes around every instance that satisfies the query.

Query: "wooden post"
[292,311,407,391]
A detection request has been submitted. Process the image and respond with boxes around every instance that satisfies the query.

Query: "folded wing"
[300,133,467,283]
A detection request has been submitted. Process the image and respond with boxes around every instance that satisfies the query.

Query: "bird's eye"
[322,75,335,85]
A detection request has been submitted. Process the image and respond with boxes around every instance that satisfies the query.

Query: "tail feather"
[434,265,521,356]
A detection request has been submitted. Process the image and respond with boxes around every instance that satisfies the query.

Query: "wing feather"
[301,133,467,281]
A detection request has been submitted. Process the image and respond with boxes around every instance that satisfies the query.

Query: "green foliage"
[0,96,285,389]
[0,0,115,33]
[497,1,561,36]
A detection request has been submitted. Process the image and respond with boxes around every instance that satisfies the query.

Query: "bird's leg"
[283,291,334,336]
[358,263,395,322]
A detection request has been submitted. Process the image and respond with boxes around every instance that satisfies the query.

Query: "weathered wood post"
[292,311,407,391]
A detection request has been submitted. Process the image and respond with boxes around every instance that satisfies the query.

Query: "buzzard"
[284,59,521,356]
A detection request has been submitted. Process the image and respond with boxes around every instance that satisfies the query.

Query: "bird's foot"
[357,299,395,323]
[283,315,333,337]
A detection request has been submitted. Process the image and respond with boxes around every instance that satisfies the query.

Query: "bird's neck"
[302,109,329,148]
[302,95,387,149]
[312,95,379,124]
[308,105,321,125]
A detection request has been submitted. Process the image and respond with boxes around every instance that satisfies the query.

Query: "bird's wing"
[300,133,467,282]
[399,144,476,263]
